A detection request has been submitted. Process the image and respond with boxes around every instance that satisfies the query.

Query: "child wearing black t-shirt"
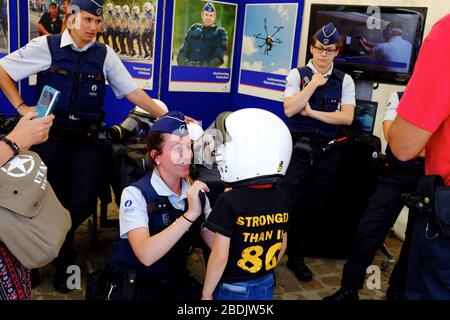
[202,185,289,300]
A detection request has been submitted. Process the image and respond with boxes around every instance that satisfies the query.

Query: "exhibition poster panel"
[28,0,64,85]
[0,0,9,58]
[238,3,298,101]
[98,1,157,90]
[28,0,158,89]
[169,0,237,93]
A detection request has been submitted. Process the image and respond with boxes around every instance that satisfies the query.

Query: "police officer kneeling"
[108,112,213,300]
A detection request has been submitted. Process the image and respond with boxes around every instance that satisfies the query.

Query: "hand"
[201,294,213,300]
[311,73,328,87]
[184,115,198,124]
[224,187,233,192]
[300,102,313,117]
[6,112,54,149]
[185,180,210,220]
[17,104,35,117]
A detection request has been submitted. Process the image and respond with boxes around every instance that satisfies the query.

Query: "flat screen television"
[350,99,378,135]
[306,4,427,85]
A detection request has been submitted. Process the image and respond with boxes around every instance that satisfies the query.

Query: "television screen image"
[307,5,427,84]
[351,100,378,135]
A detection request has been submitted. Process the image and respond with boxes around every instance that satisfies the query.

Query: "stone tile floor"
[32,202,402,300]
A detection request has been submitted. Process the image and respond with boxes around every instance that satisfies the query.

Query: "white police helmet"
[187,122,204,142]
[106,3,113,11]
[132,5,140,15]
[122,5,130,13]
[114,5,121,14]
[194,108,292,185]
[143,2,152,12]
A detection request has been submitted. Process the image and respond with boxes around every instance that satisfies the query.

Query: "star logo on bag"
[0,155,35,177]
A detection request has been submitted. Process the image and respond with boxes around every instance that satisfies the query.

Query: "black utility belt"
[386,163,425,176]
[291,132,335,145]
[404,175,450,238]
[50,123,99,141]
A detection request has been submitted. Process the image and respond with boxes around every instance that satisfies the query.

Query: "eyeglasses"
[313,46,337,55]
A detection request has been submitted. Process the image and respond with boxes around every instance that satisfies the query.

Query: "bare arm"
[127,181,210,266]
[0,66,29,114]
[200,228,215,249]
[38,24,50,36]
[284,73,327,118]
[301,103,354,126]
[383,120,393,143]
[388,115,432,161]
[1,112,54,166]
[277,232,288,261]
[125,88,167,118]
[202,233,230,300]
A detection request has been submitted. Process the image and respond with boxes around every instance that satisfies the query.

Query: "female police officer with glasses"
[280,22,355,282]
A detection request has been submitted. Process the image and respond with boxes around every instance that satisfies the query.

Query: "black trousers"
[341,170,422,290]
[406,214,450,299]
[108,272,202,301]
[32,133,101,269]
[279,144,340,261]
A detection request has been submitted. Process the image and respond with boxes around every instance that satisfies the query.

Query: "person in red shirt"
[389,14,450,300]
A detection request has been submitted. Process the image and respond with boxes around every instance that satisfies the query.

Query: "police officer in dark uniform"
[281,23,355,282]
[109,111,213,300]
[0,0,167,293]
[177,2,228,67]
[324,91,424,300]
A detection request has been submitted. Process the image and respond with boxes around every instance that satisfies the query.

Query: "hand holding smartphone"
[34,85,60,118]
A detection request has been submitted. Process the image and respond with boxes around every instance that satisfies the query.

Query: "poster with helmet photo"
[28,0,157,90]
[0,0,9,58]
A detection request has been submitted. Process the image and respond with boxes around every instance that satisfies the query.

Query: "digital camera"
[106,107,157,143]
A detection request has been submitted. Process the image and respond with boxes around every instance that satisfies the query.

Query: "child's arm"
[277,232,288,261]
[202,233,230,300]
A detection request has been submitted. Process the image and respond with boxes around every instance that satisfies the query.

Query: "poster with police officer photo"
[0,0,9,58]
[98,1,157,90]
[238,3,299,102]
[169,0,237,93]
[28,0,75,85]
[28,0,157,90]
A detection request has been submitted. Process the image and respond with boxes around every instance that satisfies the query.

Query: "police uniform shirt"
[284,59,356,107]
[372,35,412,71]
[383,91,400,122]
[205,186,289,282]
[0,29,137,99]
[119,170,211,239]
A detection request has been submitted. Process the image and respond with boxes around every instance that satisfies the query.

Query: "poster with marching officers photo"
[0,0,10,58]
[99,1,157,90]
[28,0,158,90]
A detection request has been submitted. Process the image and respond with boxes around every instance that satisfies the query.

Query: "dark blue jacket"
[286,66,345,139]
[177,23,228,67]
[112,175,201,284]
[36,34,107,122]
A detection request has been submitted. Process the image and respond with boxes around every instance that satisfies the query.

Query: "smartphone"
[34,85,60,118]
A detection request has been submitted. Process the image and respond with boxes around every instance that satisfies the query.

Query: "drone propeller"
[271,26,284,37]
[264,18,268,37]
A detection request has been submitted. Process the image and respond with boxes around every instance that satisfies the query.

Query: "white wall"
[298,0,450,148]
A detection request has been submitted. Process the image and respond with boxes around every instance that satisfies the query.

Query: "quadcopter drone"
[253,18,283,55]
